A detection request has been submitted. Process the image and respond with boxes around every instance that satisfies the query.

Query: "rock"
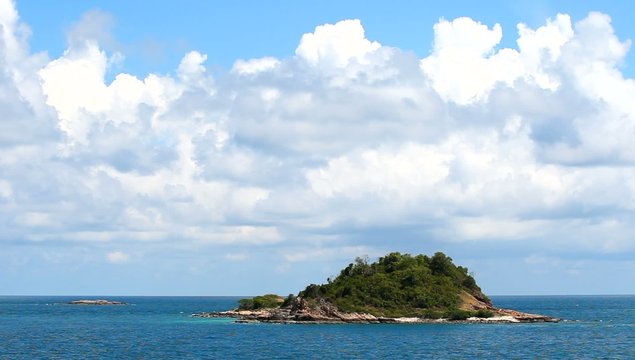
[192,297,560,324]
[69,299,126,305]
[493,308,560,323]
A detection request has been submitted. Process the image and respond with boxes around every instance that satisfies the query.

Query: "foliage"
[238,294,283,310]
[474,309,494,318]
[281,294,296,307]
[421,309,444,319]
[298,252,489,317]
[442,308,495,320]
[444,308,473,320]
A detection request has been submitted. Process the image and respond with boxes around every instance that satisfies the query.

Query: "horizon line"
[1,293,634,297]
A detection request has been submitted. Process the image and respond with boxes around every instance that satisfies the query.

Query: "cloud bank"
[1,0,634,294]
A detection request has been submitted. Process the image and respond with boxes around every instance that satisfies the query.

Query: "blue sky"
[1,0,634,296]
[16,0,635,77]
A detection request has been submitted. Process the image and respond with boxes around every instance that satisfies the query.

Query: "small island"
[194,252,559,324]
[69,299,126,305]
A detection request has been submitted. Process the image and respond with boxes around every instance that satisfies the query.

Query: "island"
[194,252,559,323]
[69,299,126,305]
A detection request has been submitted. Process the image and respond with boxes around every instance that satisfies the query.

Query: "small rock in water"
[69,299,126,305]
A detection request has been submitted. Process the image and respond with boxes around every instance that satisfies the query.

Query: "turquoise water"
[1,295,633,359]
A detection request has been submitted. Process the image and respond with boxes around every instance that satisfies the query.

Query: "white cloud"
[177,51,209,85]
[281,246,379,263]
[39,42,172,143]
[186,226,282,245]
[14,212,52,227]
[516,14,574,89]
[307,143,452,200]
[0,180,12,199]
[39,43,110,142]
[0,0,634,282]
[225,253,248,261]
[563,13,634,115]
[420,15,575,104]
[232,57,280,75]
[293,19,400,86]
[420,17,518,104]
[305,127,571,215]
[296,19,380,68]
[106,251,129,263]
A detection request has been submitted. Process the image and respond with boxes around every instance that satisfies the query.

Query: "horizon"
[2,293,635,297]
[1,0,635,296]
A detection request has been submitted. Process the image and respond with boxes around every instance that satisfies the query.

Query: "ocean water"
[0,295,633,359]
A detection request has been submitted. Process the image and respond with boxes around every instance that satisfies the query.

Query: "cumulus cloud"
[1,0,634,294]
[39,42,176,143]
[295,19,380,68]
[420,15,577,104]
[232,57,280,75]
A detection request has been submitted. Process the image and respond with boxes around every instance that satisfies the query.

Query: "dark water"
[0,295,633,359]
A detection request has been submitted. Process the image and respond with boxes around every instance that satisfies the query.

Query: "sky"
[1,0,634,296]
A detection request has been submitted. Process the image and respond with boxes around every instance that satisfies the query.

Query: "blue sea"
[1,295,633,359]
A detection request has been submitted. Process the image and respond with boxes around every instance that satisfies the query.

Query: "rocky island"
[194,252,559,324]
[69,299,126,305]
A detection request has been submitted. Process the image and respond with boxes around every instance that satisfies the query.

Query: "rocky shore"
[193,297,559,324]
[69,299,126,305]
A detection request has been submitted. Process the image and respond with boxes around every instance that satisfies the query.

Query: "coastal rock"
[69,299,126,305]
[494,308,560,323]
[192,296,559,324]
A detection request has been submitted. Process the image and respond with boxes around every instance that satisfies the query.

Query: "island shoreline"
[192,303,560,324]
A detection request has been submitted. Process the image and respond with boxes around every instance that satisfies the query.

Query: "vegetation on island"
[239,252,495,319]
[238,294,284,310]
[299,252,491,318]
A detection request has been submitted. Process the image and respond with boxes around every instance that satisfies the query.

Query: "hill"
[194,251,559,323]
[296,252,490,317]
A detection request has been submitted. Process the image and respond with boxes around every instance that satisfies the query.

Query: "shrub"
[282,294,296,307]
[444,308,472,321]
[237,298,254,310]
[237,294,283,310]
[474,309,494,318]
[422,309,443,319]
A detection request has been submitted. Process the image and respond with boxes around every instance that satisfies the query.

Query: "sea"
[0,295,633,359]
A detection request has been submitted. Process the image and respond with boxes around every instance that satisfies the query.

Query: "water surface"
[1,295,633,359]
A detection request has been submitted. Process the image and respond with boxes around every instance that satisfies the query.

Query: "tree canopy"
[237,294,284,310]
[298,252,489,317]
